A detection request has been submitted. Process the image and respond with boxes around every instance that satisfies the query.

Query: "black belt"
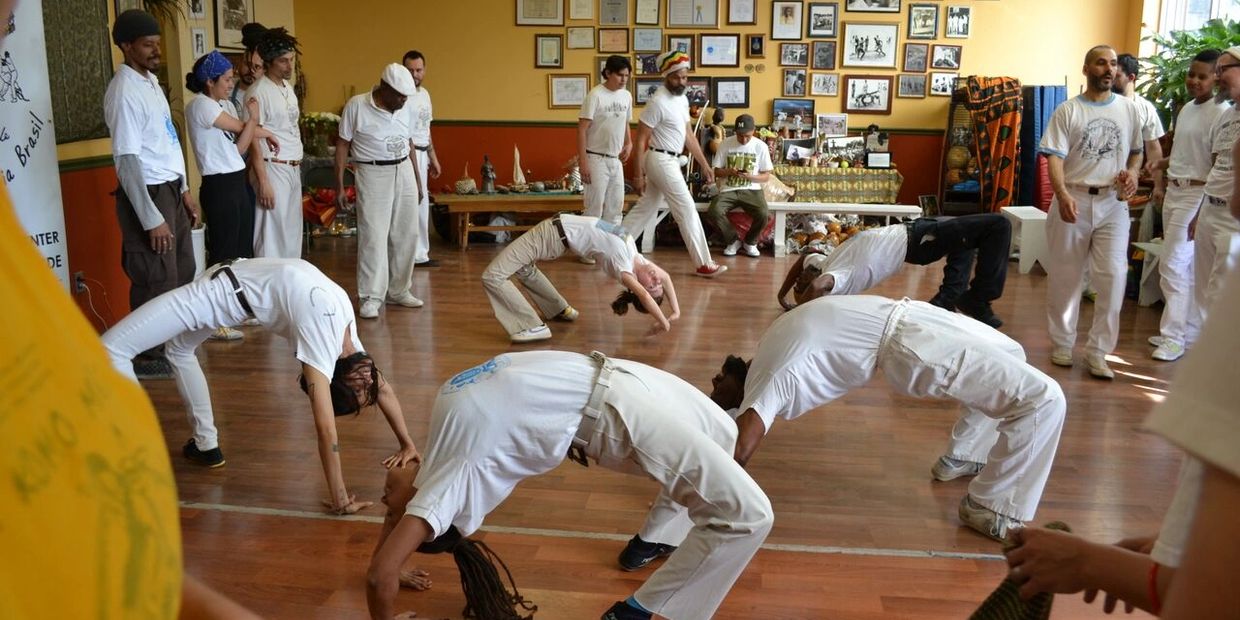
[1206,195,1227,206]
[1067,184,1112,196]
[355,156,408,166]
[210,265,255,317]
[412,144,430,152]
[551,216,569,246]
[651,148,680,157]
[586,150,618,159]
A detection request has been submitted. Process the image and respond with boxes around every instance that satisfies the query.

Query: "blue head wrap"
[194,50,232,83]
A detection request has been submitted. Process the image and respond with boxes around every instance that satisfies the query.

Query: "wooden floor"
[155,234,1180,619]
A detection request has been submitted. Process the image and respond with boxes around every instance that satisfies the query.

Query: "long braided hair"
[419,526,538,619]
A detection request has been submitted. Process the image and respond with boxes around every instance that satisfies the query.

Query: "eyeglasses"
[1216,64,1240,76]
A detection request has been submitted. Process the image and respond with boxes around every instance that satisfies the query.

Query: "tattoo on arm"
[331,443,339,453]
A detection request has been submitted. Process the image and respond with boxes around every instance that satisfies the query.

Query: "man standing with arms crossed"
[621,50,727,278]
[402,50,441,268]
[249,28,303,258]
[577,55,633,233]
[1039,45,1143,379]
[104,9,200,377]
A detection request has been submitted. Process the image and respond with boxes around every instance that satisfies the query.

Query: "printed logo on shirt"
[593,219,628,238]
[724,151,757,188]
[1077,118,1122,162]
[442,355,512,394]
[385,135,407,156]
[600,100,628,119]
[1214,118,1240,172]
[164,114,180,146]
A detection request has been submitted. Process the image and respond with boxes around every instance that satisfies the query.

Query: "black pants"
[200,169,251,264]
[903,213,1011,302]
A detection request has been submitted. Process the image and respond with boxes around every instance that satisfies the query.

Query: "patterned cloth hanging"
[965,77,1023,211]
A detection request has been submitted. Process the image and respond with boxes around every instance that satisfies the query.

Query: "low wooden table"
[433,193,637,250]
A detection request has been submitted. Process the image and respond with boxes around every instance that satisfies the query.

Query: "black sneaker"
[601,601,653,620]
[955,293,1003,329]
[928,293,957,312]
[415,258,441,268]
[617,535,677,571]
[183,439,226,468]
[133,356,175,379]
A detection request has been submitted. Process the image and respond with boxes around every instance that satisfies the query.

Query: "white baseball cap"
[381,62,416,96]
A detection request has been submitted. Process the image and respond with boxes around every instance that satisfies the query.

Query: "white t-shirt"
[1150,456,1203,568]
[231,83,251,121]
[740,295,897,432]
[579,84,632,157]
[186,94,246,177]
[1133,94,1167,142]
[1203,107,1240,199]
[405,87,433,147]
[103,64,185,185]
[712,135,774,192]
[251,75,303,160]
[228,258,362,379]
[640,86,690,153]
[1167,98,1231,182]
[816,224,908,295]
[558,214,639,280]
[1039,94,1144,187]
[339,92,412,163]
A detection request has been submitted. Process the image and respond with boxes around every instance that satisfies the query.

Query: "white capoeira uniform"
[621,85,714,268]
[481,214,647,336]
[339,91,419,304]
[101,258,362,450]
[251,75,304,259]
[1195,107,1240,320]
[1039,93,1144,357]
[1156,97,1230,347]
[404,86,434,263]
[406,350,772,620]
[579,83,632,225]
[803,224,908,294]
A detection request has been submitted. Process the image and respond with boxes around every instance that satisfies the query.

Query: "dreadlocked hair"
[611,289,663,316]
[256,27,299,63]
[417,526,537,619]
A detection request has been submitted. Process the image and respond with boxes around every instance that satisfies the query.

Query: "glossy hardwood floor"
[154,234,1180,619]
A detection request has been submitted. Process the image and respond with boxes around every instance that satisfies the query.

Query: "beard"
[667,83,686,96]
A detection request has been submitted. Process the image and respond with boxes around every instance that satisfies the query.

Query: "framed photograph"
[535,34,564,68]
[807,3,839,38]
[686,76,711,106]
[931,44,962,70]
[747,34,765,58]
[906,3,938,39]
[784,137,818,160]
[569,0,594,19]
[635,0,660,24]
[811,72,839,96]
[600,0,630,25]
[897,73,926,97]
[516,0,565,25]
[214,0,255,50]
[845,0,899,12]
[713,76,750,107]
[772,98,816,129]
[823,135,865,160]
[812,41,837,70]
[668,34,695,57]
[549,74,590,107]
[903,42,928,72]
[599,28,630,52]
[930,71,958,96]
[115,0,142,12]
[842,22,898,69]
[780,42,809,67]
[634,27,663,50]
[945,5,971,38]
[634,77,663,104]
[699,33,741,67]
[843,74,893,114]
[568,27,595,49]
[771,1,804,40]
[191,27,208,58]
[189,0,206,19]
[728,0,757,24]
[667,0,719,27]
[816,112,848,137]
[919,193,940,216]
[636,52,661,74]
[783,69,808,96]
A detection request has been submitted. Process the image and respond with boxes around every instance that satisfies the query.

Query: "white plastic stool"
[1000,206,1048,274]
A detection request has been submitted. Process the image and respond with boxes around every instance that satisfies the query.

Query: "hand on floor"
[400,568,433,591]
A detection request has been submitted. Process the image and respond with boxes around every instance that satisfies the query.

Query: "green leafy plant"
[1139,18,1240,130]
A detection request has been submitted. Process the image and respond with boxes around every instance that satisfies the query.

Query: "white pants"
[101,268,251,450]
[253,162,303,259]
[885,301,1066,521]
[582,152,625,225]
[1194,199,1240,318]
[1045,189,1130,356]
[587,369,772,620]
[621,150,712,268]
[355,161,419,302]
[411,148,432,262]
[481,219,569,335]
[1157,185,1204,346]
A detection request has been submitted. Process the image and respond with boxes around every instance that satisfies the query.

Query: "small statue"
[481,155,497,194]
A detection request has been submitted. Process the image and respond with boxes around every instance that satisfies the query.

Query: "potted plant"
[299,112,341,158]
[1139,18,1240,130]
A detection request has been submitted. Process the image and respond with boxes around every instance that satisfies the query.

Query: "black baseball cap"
[734,114,756,133]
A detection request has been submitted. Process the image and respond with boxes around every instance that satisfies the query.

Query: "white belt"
[568,351,618,467]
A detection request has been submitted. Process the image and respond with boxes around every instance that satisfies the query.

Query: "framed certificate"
[516,0,564,25]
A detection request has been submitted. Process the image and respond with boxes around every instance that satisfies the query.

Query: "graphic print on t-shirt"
[594,219,627,237]
[1077,118,1122,162]
[724,151,757,188]
[443,355,511,394]
[385,135,406,157]
[309,286,338,319]
[1214,117,1240,173]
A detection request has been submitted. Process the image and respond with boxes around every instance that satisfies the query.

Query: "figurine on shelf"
[481,155,496,194]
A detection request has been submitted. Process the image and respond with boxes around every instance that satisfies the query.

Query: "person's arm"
[211,99,260,156]
[249,138,274,209]
[620,271,671,334]
[683,124,715,185]
[748,168,771,184]
[302,363,372,515]
[1146,139,1165,204]
[427,140,441,179]
[374,376,421,469]
[1118,151,1143,200]
[1160,464,1240,619]
[808,273,837,298]
[179,573,262,620]
[367,514,433,620]
[115,155,173,254]
[1231,136,1240,220]
[733,408,767,467]
[659,268,680,321]
[620,121,633,162]
[334,136,352,210]
[1044,155,1077,224]
[576,118,593,185]
[777,254,809,310]
[632,123,653,195]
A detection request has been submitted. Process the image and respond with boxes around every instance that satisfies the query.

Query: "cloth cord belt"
[586,150,618,159]
[266,158,301,167]
[567,351,616,467]
[1169,178,1204,187]
[412,144,430,152]
[354,156,408,166]
[651,148,680,157]
[551,216,569,246]
[209,263,255,317]
[1206,195,1228,206]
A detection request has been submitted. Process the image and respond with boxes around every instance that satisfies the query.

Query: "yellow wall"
[296,0,1139,131]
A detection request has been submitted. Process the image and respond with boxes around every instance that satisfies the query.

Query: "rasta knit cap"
[657,50,691,76]
[112,9,160,45]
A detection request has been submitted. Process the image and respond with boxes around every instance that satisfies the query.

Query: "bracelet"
[1148,562,1161,615]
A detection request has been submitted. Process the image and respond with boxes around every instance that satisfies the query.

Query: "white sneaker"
[1085,353,1114,380]
[1050,347,1073,367]
[511,325,552,343]
[931,456,985,482]
[958,495,1023,542]
[722,240,742,256]
[386,292,425,308]
[1147,335,1165,347]
[208,326,244,341]
[742,243,760,257]
[1151,340,1184,361]
[578,255,597,265]
[360,299,381,319]
[240,317,261,327]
